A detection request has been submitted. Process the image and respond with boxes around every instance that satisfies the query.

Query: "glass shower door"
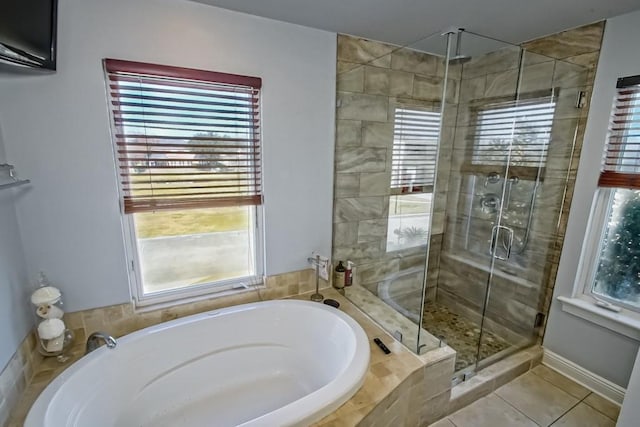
[475,49,589,368]
[428,31,523,374]
[472,91,545,367]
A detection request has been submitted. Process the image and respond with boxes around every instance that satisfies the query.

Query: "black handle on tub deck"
[373,338,391,355]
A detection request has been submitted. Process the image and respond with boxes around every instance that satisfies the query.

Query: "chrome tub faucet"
[85,332,117,354]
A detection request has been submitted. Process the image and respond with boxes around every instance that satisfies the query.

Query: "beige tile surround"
[0,336,32,427]
[308,289,457,426]
[4,271,544,427]
[306,292,544,426]
[2,268,326,426]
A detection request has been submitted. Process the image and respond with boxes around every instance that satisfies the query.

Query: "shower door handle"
[490,225,514,260]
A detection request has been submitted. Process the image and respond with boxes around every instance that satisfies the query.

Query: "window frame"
[575,187,640,313]
[575,74,640,313]
[123,205,264,308]
[564,185,640,340]
[564,74,640,333]
[104,59,265,308]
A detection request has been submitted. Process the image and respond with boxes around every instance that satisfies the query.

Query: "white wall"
[0,127,31,370]
[544,10,640,388]
[0,0,336,311]
[618,347,640,426]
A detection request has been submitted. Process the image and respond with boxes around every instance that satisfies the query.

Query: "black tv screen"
[0,0,58,70]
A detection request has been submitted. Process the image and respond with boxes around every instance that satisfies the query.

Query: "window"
[387,193,433,251]
[580,75,640,311]
[104,59,263,306]
[468,94,556,174]
[591,188,640,308]
[387,106,439,251]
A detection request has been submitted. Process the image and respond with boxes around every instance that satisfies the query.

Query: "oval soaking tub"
[25,299,370,427]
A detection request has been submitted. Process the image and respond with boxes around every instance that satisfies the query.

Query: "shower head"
[449,29,472,65]
[449,54,472,65]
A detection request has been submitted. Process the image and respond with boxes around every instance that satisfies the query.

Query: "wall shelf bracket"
[0,163,30,191]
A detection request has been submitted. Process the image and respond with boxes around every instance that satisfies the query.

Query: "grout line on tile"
[529,368,608,424]
[547,398,582,426]
[491,392,542,426]
[581,392,618,422]
[529,368,589,400]
[578,392,591,404]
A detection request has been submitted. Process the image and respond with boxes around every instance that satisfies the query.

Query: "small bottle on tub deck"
[345,261,353,286]
[334,261,346,289]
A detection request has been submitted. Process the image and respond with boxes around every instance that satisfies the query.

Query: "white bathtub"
[25,300,370,427]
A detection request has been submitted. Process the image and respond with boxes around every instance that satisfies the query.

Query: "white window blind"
[390,107,441,193]
[105,59,262,214]
[600,75,640,188]
[471,97,556,168]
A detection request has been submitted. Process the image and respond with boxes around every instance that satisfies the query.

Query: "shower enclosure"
[333,26,593,379]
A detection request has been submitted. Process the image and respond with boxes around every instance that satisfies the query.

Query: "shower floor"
[422,303,511,372]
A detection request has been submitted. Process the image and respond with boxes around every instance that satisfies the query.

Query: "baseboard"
[542,348,626,404]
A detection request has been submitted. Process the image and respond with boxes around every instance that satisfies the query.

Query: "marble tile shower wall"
[436,23,605,338]
[523,22,605,337]
[333,34,460,320]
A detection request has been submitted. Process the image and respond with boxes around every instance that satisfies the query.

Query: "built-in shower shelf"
[0,164,30,191]
[443,252,536,290]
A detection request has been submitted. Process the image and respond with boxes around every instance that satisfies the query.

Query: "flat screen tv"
[0,0,58,71]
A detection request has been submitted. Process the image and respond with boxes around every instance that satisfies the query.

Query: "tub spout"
[85,332,117,354]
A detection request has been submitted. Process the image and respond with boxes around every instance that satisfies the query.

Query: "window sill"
[558,296,640,340]
[134,279,265,312]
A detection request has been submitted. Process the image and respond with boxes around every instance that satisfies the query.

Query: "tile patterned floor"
[432,365,621,427]
[422,303,511,371]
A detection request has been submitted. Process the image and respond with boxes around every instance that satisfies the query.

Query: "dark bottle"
[334,261,346,289]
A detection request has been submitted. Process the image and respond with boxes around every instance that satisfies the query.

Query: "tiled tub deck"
[4,286,543,426]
